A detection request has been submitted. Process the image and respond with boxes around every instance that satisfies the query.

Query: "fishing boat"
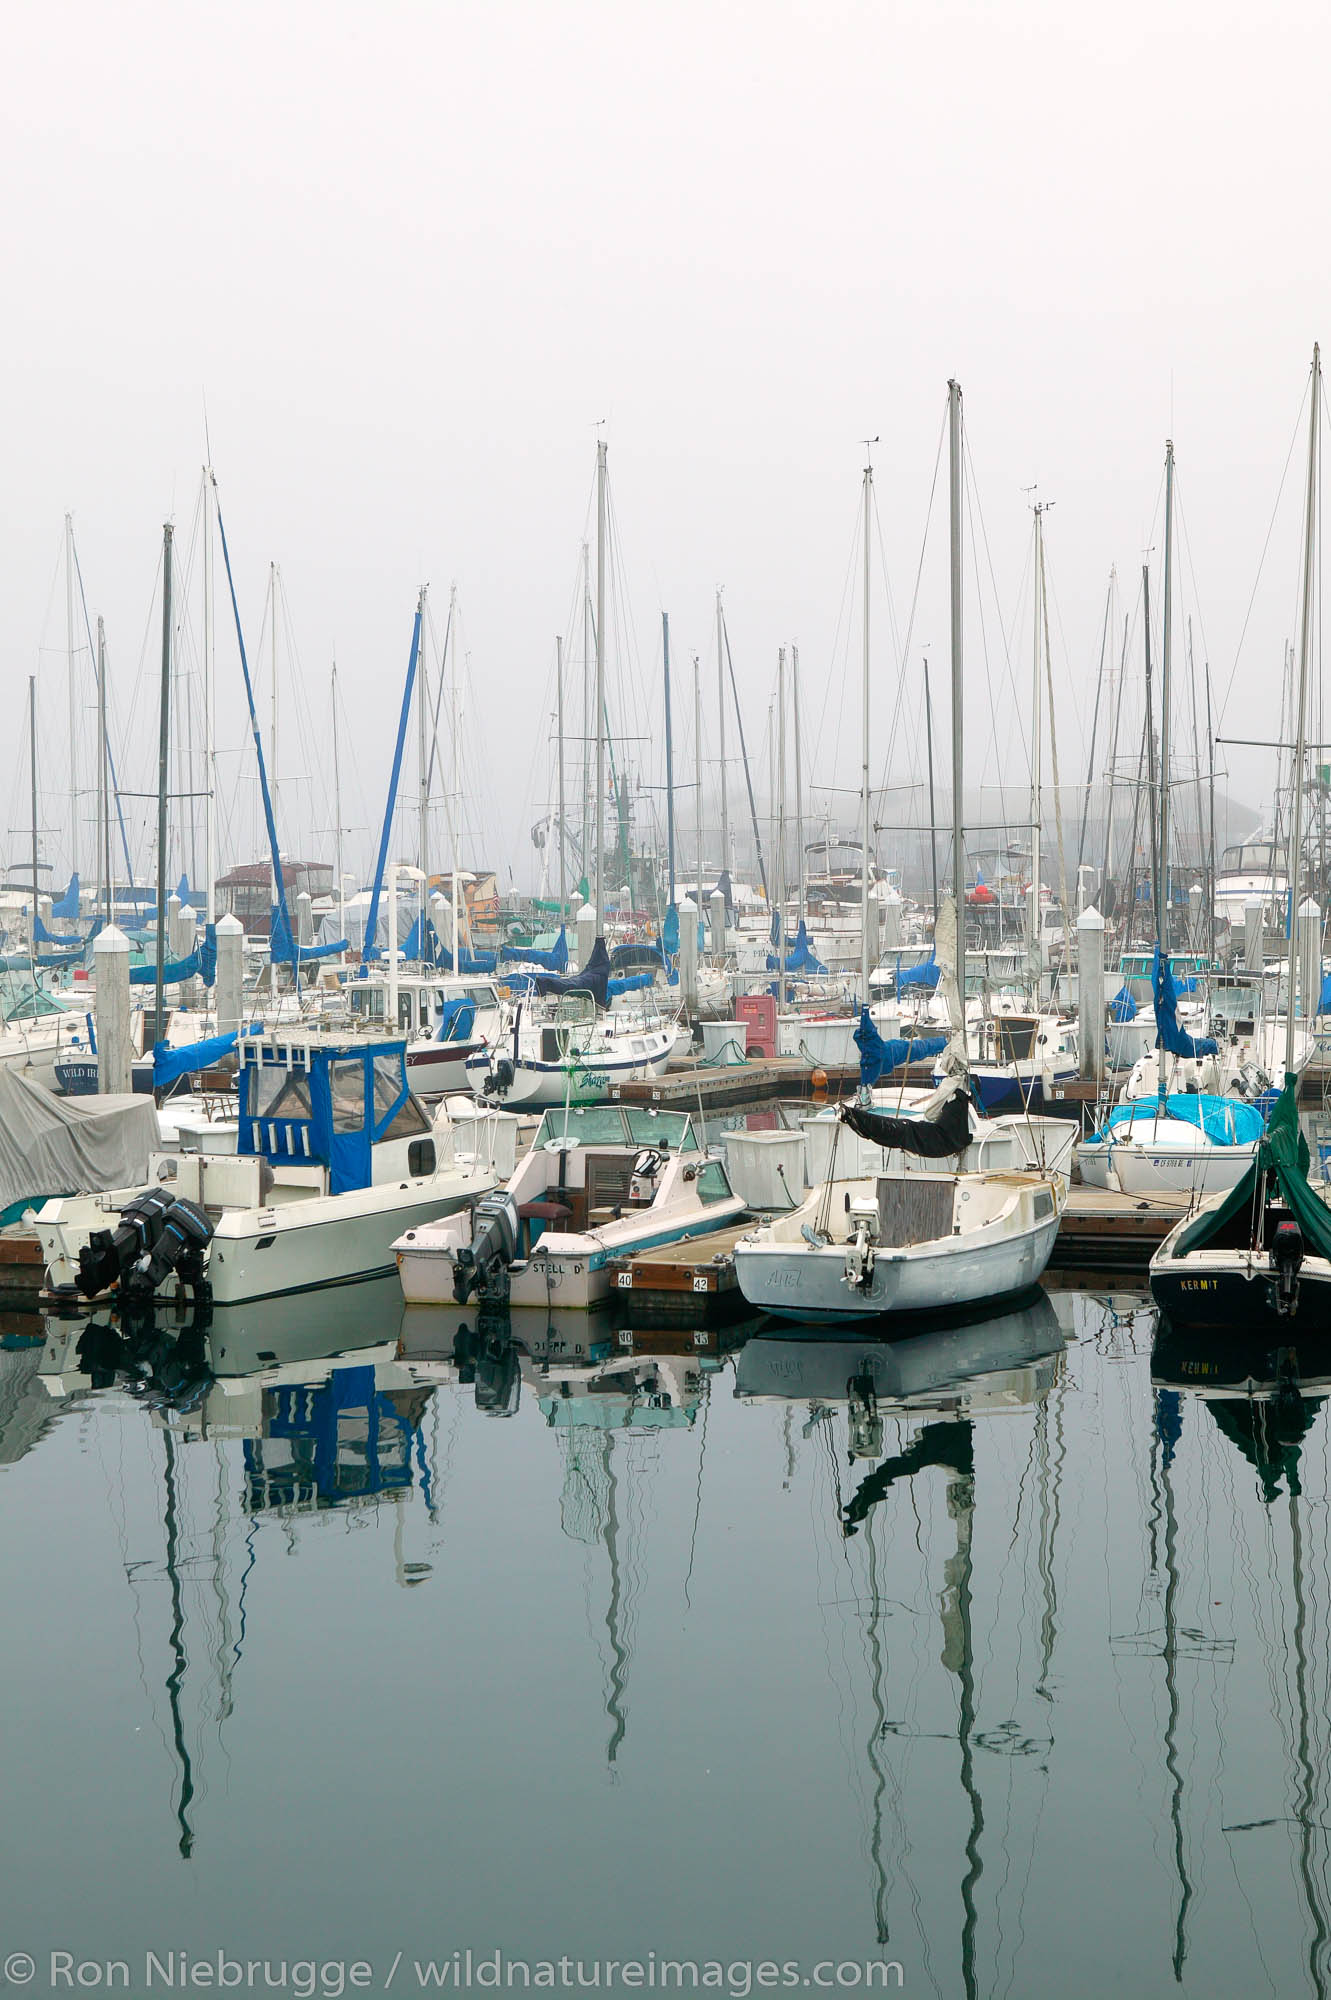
[35,1030,500,1306]
[395,1103,744,1309]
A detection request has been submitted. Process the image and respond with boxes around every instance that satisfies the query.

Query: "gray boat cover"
[0,1070,160,1215]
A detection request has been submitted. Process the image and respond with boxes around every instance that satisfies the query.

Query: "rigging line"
[1218,382,1310,725]
[872,405,946,801]
[70,537,138,886]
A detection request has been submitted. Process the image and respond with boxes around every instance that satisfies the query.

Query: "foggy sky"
[3,0,1326,898]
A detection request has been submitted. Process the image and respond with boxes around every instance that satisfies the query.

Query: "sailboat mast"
[1029,505,1045,979]
[97,615,110,925]
[925,657,940,925]
[793,643,805,931]
[581,542,592,899]
[948,381,964,908]
[716,590,729,882]
[332,658,344,944]
[694,652,703,909]
[450,583,460,960]
[662,614,675,907]
[595,442,607,939]
[29,677,38,964]
[778,646,788,1009]
[1286,343,1321,1075]
[154,523,174,1049]
[861,458,873,1004]
[417,583,430,955]
[65,512,77,888]
[1160,440,1176,938]
[269,562,279,828]
[203,468,217,924]
[557,633,568,919]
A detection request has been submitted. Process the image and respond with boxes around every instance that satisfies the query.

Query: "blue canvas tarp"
[854,1006,947,1089]
[1098,1092,1264,1147]
[896,955,940,992]
[1109,985,1137,1022]
[1152,946,1218,1059]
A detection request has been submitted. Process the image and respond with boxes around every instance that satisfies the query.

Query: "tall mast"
[556,633,567,920]
[1143,563,1161,957]
[581,541,592,898]
[1029,505,1045,981]
[332,657,345,944]
[662,614,675,907]
[1160,440,1176,942]
[268,562,279,829]
[65,512,77,889]
[203,468,217,923]
[97,615,110,925]
[948,381,964,909]
[777,646,788,1009]
[154,523,174,1050]
[924,656,939,925]
[1286,343,1321,1076]
[693,652,703,908]
[450,583,461,960]
[595,442,607,939]
[792,643,805,932]
[861,457,873,1005]
[29,676,39,966]
[716,590,729,883]
[417,583,430,956]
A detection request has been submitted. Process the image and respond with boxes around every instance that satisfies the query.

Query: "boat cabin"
[510,1105,730,1249]
[237,1032,435,1194]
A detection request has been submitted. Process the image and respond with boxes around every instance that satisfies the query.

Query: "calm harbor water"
[4,1275,1331,1999]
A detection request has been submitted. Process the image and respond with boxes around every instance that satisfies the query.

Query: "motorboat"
[1076,1092,1263,1196]
[35,1030,501,1307]
[395,1103,745,1310]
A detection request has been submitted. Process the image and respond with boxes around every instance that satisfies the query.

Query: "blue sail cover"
[896,955,940,992]
[52,873,80,920]
[854,1006,947,1089]
[270,905,347,965]
[501,927,569,972]
[361,607,421,963]
[176,872,191,904]
[766,919,828,975]
[1099,1093,1264,1147]
[663,904,680,956]
[151,1028,244,1090]
[1152,946,1218,1058]
[533,936,610,1008]
[435,947,498,974]
[608,972,654,996]
[1108,986,1137,1022]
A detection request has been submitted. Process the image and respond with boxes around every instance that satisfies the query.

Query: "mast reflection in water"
[8,1280,1331,1995]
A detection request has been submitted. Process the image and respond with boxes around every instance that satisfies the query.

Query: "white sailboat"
[735,392,1065,1324]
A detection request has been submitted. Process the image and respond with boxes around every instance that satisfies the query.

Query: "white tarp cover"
[0,1070,161,1214]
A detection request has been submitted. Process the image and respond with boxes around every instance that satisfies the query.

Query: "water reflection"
[17,1279,1331,1993]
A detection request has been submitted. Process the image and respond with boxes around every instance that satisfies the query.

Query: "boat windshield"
[532,1106,697,1151]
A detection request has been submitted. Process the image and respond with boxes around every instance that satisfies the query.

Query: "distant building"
[217,859,335,936]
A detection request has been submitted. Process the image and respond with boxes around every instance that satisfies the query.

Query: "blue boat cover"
[1108,985,1137,1022]
[52,873,80,920]
[1099,1092,1264,1146]
[436,998,476,1043]
[501,927,569,972]
[533,936,610,1008]
[151,1028,247,1090]
[897,955,940,992]
[854,1006,947,1089]
[766,919,828,975]
[1152,946,1218,1058]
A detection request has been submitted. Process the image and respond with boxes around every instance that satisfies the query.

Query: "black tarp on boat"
[841,1087,972,1160]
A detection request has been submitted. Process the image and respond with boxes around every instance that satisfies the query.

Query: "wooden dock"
[0,1231,45,1302]
[1051,1185,1190,1269]
[612,1055,938,1111]
[607,1221,753,1326]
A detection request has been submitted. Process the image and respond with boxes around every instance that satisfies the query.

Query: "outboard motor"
[453,1189,520,1305]
[1271,1218,1305,1317]
[78,1189,214,1303]
[481,1057,515,1100]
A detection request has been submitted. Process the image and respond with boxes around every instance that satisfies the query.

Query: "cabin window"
[252,1066,313,1122]
[330,1058,366,1133]
[695,1160,732,1205]
[398,994,414,1031]
[372,1053,430,1139]
[408,1138,436,1176]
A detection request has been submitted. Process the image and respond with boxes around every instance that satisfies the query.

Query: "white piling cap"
[216,912,244,937]
[94,923,129,954]
[1076,905,1106,931]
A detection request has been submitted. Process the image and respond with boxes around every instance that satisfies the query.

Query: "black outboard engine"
[78,1188,215,1303]
[1271,1218,1305,1317]
[453,1189,520,1305]
[481,1057,515,1099]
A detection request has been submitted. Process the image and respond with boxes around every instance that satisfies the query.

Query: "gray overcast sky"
[2,0,1325,894]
